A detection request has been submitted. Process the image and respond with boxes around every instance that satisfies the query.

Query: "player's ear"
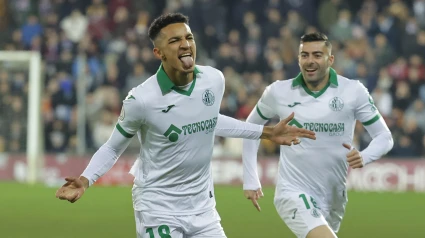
[328,54,335,67]
[153,47,164,60]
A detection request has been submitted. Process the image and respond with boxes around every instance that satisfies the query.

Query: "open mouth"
[178,53,194,69]
[305,69,317,73]
[178,52,192,59]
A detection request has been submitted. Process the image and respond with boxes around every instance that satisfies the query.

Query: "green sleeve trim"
[362,114,381,126]
[116,124,134,138]
[256,105,270,120]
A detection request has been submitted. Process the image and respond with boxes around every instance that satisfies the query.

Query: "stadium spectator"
[0,0,424,159]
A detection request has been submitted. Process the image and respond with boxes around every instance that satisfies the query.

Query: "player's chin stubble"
[305,72,326,88]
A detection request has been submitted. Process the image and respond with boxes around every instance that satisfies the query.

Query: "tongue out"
[180,56,194,69]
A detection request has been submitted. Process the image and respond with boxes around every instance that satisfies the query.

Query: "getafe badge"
[329,97,344,111]
[202,89,215,106]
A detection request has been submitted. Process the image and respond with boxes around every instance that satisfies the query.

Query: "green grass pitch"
[1,182,424,238]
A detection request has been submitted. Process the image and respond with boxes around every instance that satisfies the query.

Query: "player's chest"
[145,83,221,139]
[275,92,355,125]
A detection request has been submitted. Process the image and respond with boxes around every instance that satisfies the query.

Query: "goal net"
[0,51,43,184]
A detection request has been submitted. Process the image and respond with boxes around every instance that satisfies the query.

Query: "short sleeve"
[115,90,145,138]
[354,81,381,126]
[256,85,277,120]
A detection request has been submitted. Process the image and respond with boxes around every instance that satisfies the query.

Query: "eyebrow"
[300,51,324,54]
[167,33,193,42]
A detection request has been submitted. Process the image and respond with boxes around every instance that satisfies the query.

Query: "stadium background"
[0,0,424,237]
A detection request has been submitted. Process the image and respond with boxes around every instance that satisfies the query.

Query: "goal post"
[0,51,44,184]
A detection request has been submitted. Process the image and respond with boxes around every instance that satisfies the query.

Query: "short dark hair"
[300,32,332,50]
[148,13,189,42]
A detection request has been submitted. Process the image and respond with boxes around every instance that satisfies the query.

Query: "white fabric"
[361,117,394,165]
[242,111,268,190]
[134,208,226,238]
[80,65,269,217]
[215,114,263,139]
[81,128,132,186]
[243,74,393,212]
[115,65,224,216]
[371,90,393,117]
[274,189,342,238]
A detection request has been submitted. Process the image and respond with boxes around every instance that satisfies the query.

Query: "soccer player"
[242,32,394,238]
[55,13,316,238]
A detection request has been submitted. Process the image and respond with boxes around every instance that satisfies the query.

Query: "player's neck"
[305,72,330,91]
[163,64,194,86]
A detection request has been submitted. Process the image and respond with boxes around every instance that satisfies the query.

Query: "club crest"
[311,208,321,218]
[329,97,344,111]
[202,89,215,106]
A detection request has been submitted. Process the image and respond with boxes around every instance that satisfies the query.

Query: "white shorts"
[274,190,347,238]
[134,208,226,238]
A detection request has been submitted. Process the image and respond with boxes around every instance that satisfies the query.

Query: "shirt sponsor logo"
[289,118,345,136]
[163,117,218,142]
[182,117,217,135]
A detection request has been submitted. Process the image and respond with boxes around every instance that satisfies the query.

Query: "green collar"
[292,68,338,87]
[292,68,338,98]
[156,64,202,96]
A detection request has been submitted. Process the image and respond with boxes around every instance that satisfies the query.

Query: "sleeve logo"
[118,107,125,121]
[369,95,377,112]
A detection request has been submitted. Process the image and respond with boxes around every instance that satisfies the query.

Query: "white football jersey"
[117,65,224,215]
[256,68,381,209]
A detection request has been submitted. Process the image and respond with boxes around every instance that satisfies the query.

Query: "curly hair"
[148,13,189,42]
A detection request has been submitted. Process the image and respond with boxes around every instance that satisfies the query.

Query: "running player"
[243,32,394,238]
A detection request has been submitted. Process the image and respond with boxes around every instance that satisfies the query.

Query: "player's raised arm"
[344,82,394,169]
[55,91,146,203]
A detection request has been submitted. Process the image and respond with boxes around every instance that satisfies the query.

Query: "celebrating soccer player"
[243,32,394,238]
[55,13,317,238]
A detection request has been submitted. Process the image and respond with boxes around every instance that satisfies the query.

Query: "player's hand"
[55,177,86,203]
[244,188,264,212]
[343,143,364,169]
[264,112,316,145]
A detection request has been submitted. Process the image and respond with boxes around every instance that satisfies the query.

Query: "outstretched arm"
[215,114,263,139]
[56,89,145,203]
[55,129,133,202]
[80,128,133,186]
[215,113,315,144]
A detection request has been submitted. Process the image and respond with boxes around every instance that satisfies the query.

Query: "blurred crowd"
[0,0,424,158]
